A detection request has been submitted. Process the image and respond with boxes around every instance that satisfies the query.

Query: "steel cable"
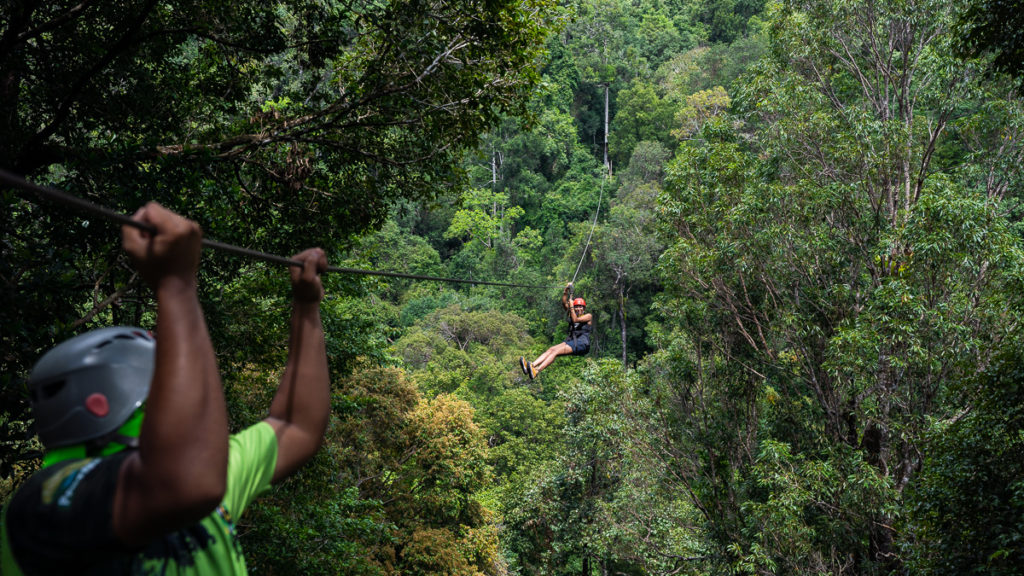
[0,169,560,290]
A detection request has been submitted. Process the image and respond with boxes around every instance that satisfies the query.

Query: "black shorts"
[564,338,590,355]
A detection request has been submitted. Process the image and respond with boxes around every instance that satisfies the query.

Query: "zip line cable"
[568,168,607,288]
[0,169,559,290]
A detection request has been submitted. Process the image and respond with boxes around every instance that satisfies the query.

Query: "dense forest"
[3,0,1024,574]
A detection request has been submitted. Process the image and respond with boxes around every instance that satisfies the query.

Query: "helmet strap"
[83,432,139,456]
[87,433,139,453]
[42,444,87,468]
[41,405,145,467]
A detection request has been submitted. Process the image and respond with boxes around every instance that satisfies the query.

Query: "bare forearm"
[115,277,228,545]
[141,280,228,483]
[114,203,229,545]
[271,302,328,420]
[267,301,330,481]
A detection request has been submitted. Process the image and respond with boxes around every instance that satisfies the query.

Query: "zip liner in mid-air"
[518,165,605,379]
[1,167,604,379]
[519,282,593,379]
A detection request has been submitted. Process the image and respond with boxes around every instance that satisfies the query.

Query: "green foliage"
[399,288,460,329]
[1,0,561,507]
[401,526,490,576]
[696,0,767,43]
[447,189,524,248]
[636,6,690,65]
[737,441,899,574]
[672,86,732,139]
[608,80,677,168]
[389,301,560,474]
[955,0,1024,80]
[648,0,1024,571]
[13,0,1024,574]
[536,155,604,240]
[477,387,564,481]
[443,186,537,284]
[502,360,709,575]
[244,484,394,576]
[346,220,445,304]
[903,349,1024,575]
[655,34,768,99]
[244,364,500,574]
[587,148,668,365]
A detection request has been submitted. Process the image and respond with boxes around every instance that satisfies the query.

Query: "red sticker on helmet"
[85,393,110,417]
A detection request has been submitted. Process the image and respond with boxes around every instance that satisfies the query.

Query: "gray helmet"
[29,327,155,449]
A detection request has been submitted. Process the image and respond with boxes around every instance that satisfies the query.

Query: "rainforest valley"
[3,0,1024,573]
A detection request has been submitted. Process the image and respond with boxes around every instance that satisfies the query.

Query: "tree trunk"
[490,145,498,248]
[618,284,627,368]
[603,83,610,172]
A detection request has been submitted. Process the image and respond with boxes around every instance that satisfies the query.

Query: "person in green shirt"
[1,202,331,575]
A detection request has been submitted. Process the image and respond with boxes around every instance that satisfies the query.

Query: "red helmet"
[572,297,586,307]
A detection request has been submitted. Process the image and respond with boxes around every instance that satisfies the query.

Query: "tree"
[502,360,631,576]
[955,0,1024,80]
[902,348,1024,575]
[608,80,676,169]
[672,86,731,139]
[445,187,528,270]
[502,360,709,576]
[695,0,767,43]
[245,364,500,574]
[590,141,668,367]
[1,1,556,226]
[1,0,558,492]
[0,0,558,329]
[345,219,445,304]
[651,0,1024,571]
[654,35,767,101]
[389,302,561,481]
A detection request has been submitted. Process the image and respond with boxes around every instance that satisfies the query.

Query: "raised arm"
[114,202,228,546]
[564,283,592,324]
[265,248,330,483]
[569,307,593,324]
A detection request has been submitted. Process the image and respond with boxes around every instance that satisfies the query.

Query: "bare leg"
[531,349,553,368]
[531,347,556,370]
[532,342,573,373]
